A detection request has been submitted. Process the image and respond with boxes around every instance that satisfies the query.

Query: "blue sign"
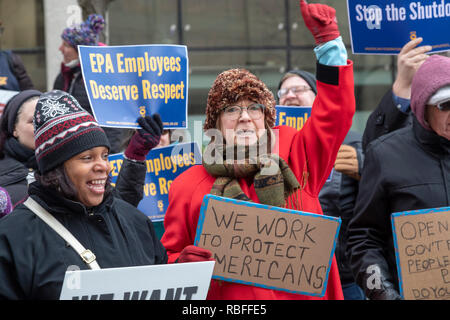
[275,105,311,130]
[109,142,202,221]
[347,0,450,54]
[79,45,188,128]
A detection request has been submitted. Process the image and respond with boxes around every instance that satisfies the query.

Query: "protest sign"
[0,89,18,117]
[391,206,450,300]
[275,105,311,130]
[347,0,450,54]
[109,142,202,221]
[59,261,215,300]
[78,44,188,128]
[194,195,341,297]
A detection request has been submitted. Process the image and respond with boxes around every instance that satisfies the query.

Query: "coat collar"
[413,117,450,156]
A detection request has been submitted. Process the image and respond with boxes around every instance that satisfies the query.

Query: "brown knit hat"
[204,68,276,131]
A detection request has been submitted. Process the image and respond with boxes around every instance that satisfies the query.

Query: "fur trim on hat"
[411,54,450,130]
[204,68,276,131]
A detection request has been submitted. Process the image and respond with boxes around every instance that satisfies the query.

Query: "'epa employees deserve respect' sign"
[194,195,341,297]
[347,0,450,54]
[391,207,450,300]
[79,44,188,129]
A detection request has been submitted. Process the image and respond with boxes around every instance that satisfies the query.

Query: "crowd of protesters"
[0,0,449,300]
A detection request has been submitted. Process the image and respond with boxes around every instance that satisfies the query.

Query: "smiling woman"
[0,90,169,300]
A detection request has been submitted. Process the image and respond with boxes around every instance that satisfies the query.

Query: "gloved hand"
[334,144,360,180]
[124,114,163,161]
[177,245,214,263]
[300,0,340,45]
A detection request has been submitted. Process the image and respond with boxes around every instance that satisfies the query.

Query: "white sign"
[0,89,18,116]
[60,261,215,300]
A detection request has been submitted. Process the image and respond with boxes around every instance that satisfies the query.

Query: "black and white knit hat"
[34,90,110,174]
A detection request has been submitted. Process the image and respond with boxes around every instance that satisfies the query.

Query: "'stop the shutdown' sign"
[347,0,450,54]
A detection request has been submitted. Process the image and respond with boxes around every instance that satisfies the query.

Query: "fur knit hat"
[34,90,110,174]
[204,68,276,131]
[61,14,105,48]
[411,54,450,130]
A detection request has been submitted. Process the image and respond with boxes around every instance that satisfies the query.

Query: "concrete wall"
[43,0,82,91]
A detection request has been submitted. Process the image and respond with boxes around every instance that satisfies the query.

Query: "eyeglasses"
[277,85,312,99]
[221,103,265,120]
[435,100,450,111]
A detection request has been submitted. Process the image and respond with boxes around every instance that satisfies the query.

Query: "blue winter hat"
[61,14,105,48]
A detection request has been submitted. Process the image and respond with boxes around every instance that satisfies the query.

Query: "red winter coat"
[161,61,355,300]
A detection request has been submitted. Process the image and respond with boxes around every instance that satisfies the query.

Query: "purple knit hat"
[0,187,12,218]
[61,14,105,48]
[411,54,450,130]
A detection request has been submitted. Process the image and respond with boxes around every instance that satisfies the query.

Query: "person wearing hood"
[0,89,42,207]
[53,14,129,154]
[161,0,355,300]
[278,69,365,300]
[347,54,450,300]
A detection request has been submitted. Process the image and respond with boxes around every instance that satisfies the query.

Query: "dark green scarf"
[203,142,300,208]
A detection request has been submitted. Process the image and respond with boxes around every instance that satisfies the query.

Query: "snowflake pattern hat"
[34,90,110,174]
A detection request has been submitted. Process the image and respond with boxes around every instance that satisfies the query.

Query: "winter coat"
[0,181,168,300]
[362,89,412,152]
[0,155,29,207]
[0,50,34,91]
[347,117,450,295]
[318,130,363,286]
[161,61,355,300]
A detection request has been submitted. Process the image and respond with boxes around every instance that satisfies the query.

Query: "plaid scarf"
[203,142,300,208]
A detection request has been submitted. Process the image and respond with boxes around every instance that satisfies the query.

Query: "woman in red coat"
[162,0,355,300]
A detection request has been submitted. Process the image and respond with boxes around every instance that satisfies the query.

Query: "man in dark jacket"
[347,54,450,300]
[278,69,365,300]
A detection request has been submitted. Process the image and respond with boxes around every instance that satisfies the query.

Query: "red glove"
[300,0,340,45]
[177,245,213,263]
[125,114,163,161]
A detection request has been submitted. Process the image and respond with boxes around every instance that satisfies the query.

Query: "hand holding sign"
[300,0,340,44]
[177,245,214,263]
[125,114,163,161]
[393,38,432,99]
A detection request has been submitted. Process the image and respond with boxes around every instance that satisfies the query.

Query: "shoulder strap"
[24,197,101,270]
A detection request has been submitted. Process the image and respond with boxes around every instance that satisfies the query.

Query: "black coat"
[319,130,363,285]
[0,181,168,300]
[0,156,29,207]
[347,118,450,294]
[362,89,412,152]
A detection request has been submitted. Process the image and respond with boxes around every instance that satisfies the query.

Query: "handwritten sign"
[109,142,202,221]
[391,207,450,300]
[59,261,215,300]
[194,195,341,297]
[347,0,450,54]
[275,105,311,130]
[79,44,188,128]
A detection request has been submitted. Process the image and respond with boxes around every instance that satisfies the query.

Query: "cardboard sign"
[59,261,215,300]
[391,207,450,300]
[194,195,341,297]
[275,105,312,131]
[78,44,188,129]
[347,0,450,54]
[0,89,18,117]
[109,142,202,221]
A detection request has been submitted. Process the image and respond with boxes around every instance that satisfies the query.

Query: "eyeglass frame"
[435,100,450,111]
[277,85,312,99]
[220,103,266,120]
